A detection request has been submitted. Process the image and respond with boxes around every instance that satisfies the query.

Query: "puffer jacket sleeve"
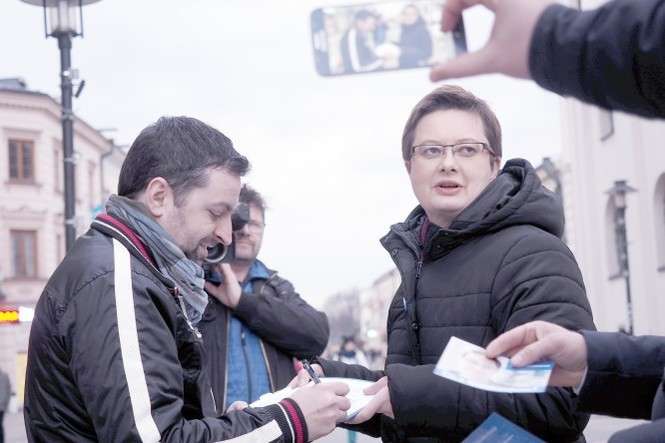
[578,331,665,420]
[529,0,665,119]
[386,232,595,442]
[233,274,329,358]
[316,358,384,382]
[64,247,298,442]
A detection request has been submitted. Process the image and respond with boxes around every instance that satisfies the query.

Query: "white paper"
[249,377,375,421]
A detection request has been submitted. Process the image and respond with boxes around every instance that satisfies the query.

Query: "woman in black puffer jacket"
[316,85,595,442]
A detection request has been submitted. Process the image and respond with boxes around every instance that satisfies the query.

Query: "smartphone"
[310,0,466,76]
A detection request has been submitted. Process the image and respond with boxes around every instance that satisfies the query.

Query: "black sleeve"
[577,331,665,419]
[386,234,595,442]
[67,270,296,442]
[529,0,665,119]
[609,419,665,443]
[233,274,329,358]
[316,358,384,382]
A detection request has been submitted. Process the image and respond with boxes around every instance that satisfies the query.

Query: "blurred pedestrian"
[335,337,368,443]
[336,336,369,367]
[0,368,10,443]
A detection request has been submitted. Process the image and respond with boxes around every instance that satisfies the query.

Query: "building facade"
[0,78,123,404]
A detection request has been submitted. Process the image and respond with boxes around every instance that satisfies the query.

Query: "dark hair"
[118,116,249,205]
[354,9,373,21]
[401,85,502,162]
[239,184,267,220]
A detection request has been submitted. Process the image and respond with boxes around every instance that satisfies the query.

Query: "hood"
[383,159,564,260]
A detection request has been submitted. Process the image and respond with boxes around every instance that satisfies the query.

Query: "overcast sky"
[2,0,563,308]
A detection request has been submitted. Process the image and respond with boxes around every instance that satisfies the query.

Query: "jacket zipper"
[175,289,202,339]
[255,276,276,393]
[259,339,275,392]
[392,229,424,363]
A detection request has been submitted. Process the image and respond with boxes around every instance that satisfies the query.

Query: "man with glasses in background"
[200,184,329,413]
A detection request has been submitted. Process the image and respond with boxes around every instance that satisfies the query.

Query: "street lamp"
[606,180,637,334]
[19,0,102,251]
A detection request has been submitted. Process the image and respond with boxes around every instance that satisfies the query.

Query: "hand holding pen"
[302,359,321,384]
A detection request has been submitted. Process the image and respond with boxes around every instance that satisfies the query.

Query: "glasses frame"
[411,142,496,160]
[244,220,265,233]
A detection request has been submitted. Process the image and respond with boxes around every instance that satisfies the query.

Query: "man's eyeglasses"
[245,220,265,233]
[411,142,495,161]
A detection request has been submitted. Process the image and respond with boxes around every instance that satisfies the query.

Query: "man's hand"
[347,376,394,424]
[485,320,588,387]
[204,263,242,309]
[225,401,248,413]
[430,0,555,81]
[290,382,351,441]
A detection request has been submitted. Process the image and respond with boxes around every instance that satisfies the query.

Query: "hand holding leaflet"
[434,337,554,393]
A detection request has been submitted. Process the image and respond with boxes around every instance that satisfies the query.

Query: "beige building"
[0,78,123,404]
[358,268,400,365]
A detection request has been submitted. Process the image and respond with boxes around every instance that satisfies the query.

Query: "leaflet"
[434,337,553,393]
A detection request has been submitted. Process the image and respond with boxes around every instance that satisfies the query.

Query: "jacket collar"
[92,214,176,290]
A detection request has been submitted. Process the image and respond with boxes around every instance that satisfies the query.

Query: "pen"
[302,359,321,384]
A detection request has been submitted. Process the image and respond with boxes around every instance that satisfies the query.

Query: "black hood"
[384,159,564,260]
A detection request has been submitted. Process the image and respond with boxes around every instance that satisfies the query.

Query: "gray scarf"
[105,195,208,326]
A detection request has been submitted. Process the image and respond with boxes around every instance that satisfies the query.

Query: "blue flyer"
[462,413,545,443]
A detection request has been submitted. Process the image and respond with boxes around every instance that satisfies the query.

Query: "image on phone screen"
[311,0,466,77]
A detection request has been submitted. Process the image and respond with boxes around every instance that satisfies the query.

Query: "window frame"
[10,229,39,279]
[8,138,36,183]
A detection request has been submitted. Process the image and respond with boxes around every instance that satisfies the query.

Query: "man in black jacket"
[200,184,329,412]
[23,116,350,442]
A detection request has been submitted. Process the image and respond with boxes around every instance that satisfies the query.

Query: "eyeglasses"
[245,220,265,233]
[411,142,495,161]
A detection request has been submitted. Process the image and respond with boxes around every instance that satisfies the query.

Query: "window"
[10,230,38,278]
[8,139,35,181]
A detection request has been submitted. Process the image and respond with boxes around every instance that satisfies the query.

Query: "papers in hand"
[434,337,553,393]
[249,377,375,421]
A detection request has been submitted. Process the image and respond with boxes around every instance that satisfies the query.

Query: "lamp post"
[19,0,101,251]
[606,180,637,334]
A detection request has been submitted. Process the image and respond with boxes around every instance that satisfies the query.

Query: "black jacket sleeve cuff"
[278,398,308,443]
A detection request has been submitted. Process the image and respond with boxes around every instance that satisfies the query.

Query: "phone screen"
[311,0,466,76]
